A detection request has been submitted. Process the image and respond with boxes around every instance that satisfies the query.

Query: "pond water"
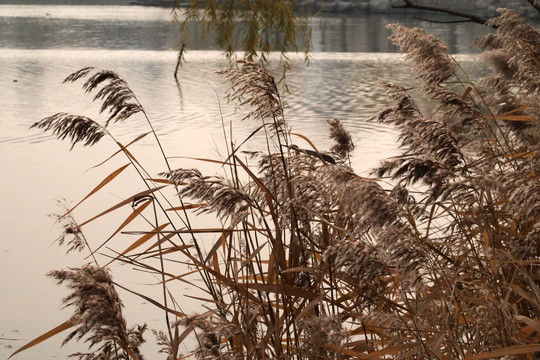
[0,4,498,359]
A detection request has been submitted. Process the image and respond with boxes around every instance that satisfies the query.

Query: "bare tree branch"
[526,0,540,13]
[392,0,491,26]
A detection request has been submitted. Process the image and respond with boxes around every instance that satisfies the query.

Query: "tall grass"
[11,8,540,360]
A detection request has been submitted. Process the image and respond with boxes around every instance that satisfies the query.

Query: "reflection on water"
[1,49,412,169]
[0,4,497,52]
[0,4,496,360]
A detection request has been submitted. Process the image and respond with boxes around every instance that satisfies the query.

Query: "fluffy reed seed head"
[218,61,285,128]
[327,118,355,160]
[48,265,146,359]
[387,24,456,86]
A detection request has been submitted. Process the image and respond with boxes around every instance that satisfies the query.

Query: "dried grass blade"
[176,324,196,351]
[166,203,207,211]
[112,281,185,318]
[350,322,390,339]
[325,344,373,358]
[234,156,274,203]
[85,198,153,260]
[142,232,179,254]
[515,315,540,334]
[118,222,170,257]
[116,141,145,171]
[503,150,537,159]
[62,163,130,218]
[293,296,322,322]
[507,283,538,304]
[364,343,415,359]
[281,266,321,274]
[237,282,319,299]
[78,185,166,227]
[483,114,535,121]
[146,178,180,185]
[180,249,262,303]
[8,319,76,359]
[500,105,528,115]
[162,268,201,284]
[234,157,284,270]
[203,232,228,265]
[147,228,244,234]
[87,132,150,170]
[167,155,234,166]
[460,86,472,100]
[290,132,328,160]
[221,122,267,164]
[464,344,540,360]
[237,241,268,273]
[183,294,221,304]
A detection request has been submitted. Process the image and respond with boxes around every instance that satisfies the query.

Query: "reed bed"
[11,8,540,360]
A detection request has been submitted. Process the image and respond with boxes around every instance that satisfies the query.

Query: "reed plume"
[65,67,143,126]
[48,265,146,360]
[31,67,144,150]
[218,60,286,136]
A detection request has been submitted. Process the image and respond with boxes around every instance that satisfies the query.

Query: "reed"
[11,8,540,360]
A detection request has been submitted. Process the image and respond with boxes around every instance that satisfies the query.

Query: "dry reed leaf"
[161,267,200,284]
[507,283,539,304]
[165,203,207,211]
[237,282,319,299]
[326,343,414,359]
[464,344,540,360]
[165,204,208,211]
[145,177,181,185]
[112,281,185,318]
[61,163,130,219]
[175,324,197,355]
[281,266,321,274]
[167,155,235,166]
[234,156,274,207]
[483,114,535,121]
[183,294,221,304]
[142,232,180,255]
[77,185,166,227]
[88,198,152,258]
[116,141,146,171]
[291,132,329,163]
[8,319,76,359]
[221,122,268,164]
[237,241,268,271]
[202,232,229,265]
[349,323,386,338]
[180,249,262,303]
[503,150,538,159]
[292,296,322,322]
[500,105,529,115]
[212,249,220,275]
[146,228,244,234]
[461,86,473,100]
[87,132,150,171]
[116,222,170,257]
[515,315,540,335]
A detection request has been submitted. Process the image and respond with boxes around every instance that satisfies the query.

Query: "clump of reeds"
[12,7,540,360]
[48,265,146,360]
